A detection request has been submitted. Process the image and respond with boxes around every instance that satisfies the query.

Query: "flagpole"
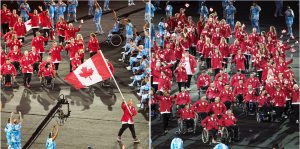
[99,50,132,115]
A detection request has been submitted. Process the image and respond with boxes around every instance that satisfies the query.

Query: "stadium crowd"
[150,0,299,145]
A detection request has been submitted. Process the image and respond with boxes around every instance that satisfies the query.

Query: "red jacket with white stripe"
[1,63,17,76]
[0,9,11,24]
[178,108,195,120]
[156,95,175,113]
[20,56,34,73]
[7,50,23,62]
[49,46,63,63]
[206,102,226,115]
[219,89,234,103]
[201,115,220,131]
[38,67,55,77]
[273,90,286,107]
[192,100,209,113]
[243,89,257,103]
[88,37,100,53]
[39,11,52,28]
[13,22,26,37]
[56,21,67,36]
[220,114,237,127]
[174,67,187,82]
[197,74,210,89]
[65,27,80,41]
[28,51,41,62]
[121,102,137,124]
[176,91,191,105]
[27,12,40,28]
[8,13,19,28]
[31,36,48,53]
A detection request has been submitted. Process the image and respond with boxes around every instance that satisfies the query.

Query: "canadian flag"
[25,19,32,32]
[64,53,112,89]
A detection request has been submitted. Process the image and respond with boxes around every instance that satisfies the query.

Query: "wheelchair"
[202,127,229,144]
[41,76,55,90]
[243,101,257,116]
[221,126,239,143]
[177,113,198,134]
[106,25,125,47]
[256,106,276,123]
[1,74,15,88]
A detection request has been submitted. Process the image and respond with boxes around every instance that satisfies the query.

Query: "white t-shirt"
[184,57,192,75]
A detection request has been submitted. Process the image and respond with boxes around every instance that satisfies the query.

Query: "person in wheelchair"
[219,84,234,110]
[7,46,23,74]
[243,84,258,115]
[201,112,221,144]
[126,44,143,71]
[206,83,219,103]
[0,59,17,87]
[272,85,286,122]
[220,109,239,141]
[176,87,191,109]
[177,104,196,133]
[257,89,272,116]
[110,10,125,35]
[192,96,209,122]
[197,70,211,92]
[131,55,148,75]
[206,97,226,119]
[119,39,134,62]
[38,62,56,87]
[128,64,150,87]
[233,79,247,107]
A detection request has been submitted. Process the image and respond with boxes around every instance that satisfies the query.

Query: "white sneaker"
[128,83,133,87]
[186,88,191,91]
[121,52,125,54]
[118,59,123,62]
[130,76,134,79]
[128,3,132,6]
[107,8,111,11]
[117,137,121,142]
[137,93,142,96]
[126,66,131,70]
[296,120,299,124]
[136,103,141,107]
[131,3,135,5]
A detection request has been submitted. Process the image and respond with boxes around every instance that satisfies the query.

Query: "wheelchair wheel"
[51,78,55,90]
[194,113,198,133]
[110,34,122,47]
[221,127,229,141]
[178,119,184,134]
[201,129,210,143]
[256,113,261,123]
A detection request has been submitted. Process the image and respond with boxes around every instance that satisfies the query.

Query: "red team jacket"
[178,108,195,120]
[20,56,33,73]
[121,102,137,124]
[197,74,210,89]
[176,91,191,105]
[1,63,17,76]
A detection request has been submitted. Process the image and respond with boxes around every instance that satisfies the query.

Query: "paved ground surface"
[151,1,299,149]
[1,1,149,149]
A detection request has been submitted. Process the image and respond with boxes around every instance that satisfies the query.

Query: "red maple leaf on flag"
[79,67,94,80]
